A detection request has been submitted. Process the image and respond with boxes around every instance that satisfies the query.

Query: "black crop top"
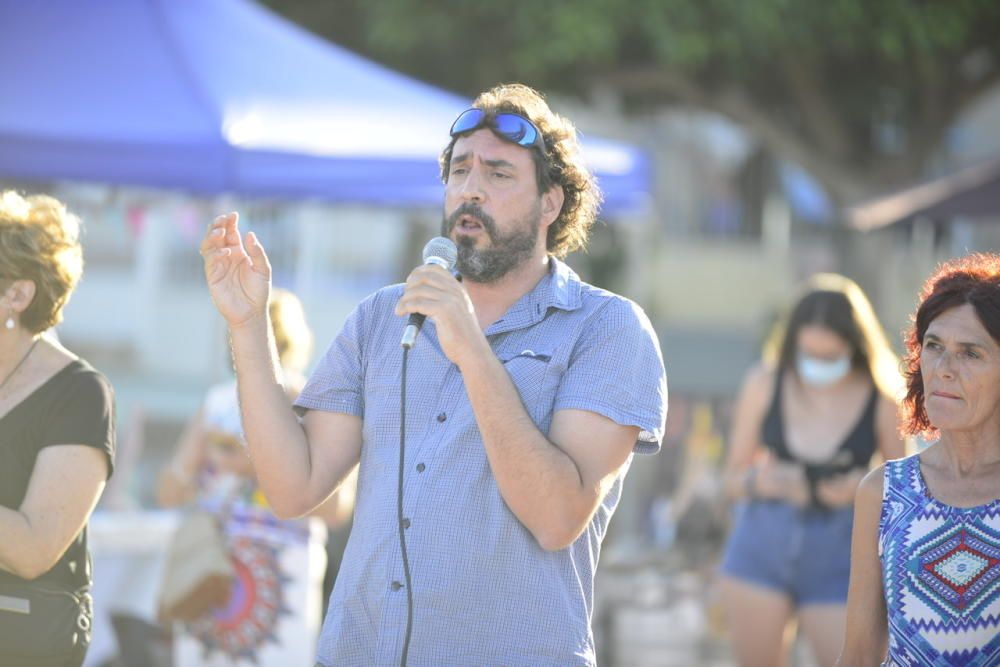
[762,374,878,506]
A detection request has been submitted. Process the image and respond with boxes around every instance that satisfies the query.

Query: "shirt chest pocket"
[497,348,556,422]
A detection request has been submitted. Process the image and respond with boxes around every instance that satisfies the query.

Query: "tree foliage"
[264,0,1000,204]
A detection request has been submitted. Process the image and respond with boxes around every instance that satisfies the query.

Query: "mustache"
[445,203,498,238]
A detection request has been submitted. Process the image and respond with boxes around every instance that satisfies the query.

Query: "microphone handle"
[399,254,452,349]
[400,314,426,350]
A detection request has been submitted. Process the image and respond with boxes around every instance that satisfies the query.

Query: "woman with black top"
[718,274,905,667]
[0,191,115,667]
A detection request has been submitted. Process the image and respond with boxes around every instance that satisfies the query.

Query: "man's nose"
[459,167,485,202]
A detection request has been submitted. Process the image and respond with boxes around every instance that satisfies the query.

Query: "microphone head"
[422,236,458,271]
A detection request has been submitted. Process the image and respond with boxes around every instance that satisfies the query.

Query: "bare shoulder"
[858,463,886,500]
[737,362,776,408]
[744,361,775,388]
[875,391,901,421]
[873,390,908,458]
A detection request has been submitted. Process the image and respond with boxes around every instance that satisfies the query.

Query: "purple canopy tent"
[0,0,649,213]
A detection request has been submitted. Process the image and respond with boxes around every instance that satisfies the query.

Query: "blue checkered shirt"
[296,257,667,666]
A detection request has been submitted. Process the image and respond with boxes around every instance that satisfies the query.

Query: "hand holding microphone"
[399,237,459,349]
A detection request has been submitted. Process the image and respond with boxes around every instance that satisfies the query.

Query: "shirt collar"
[485,256,582,336]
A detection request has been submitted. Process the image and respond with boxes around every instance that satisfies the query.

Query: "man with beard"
[199,84,667,667]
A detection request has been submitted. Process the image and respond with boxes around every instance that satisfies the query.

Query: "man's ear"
[540,184,565,229]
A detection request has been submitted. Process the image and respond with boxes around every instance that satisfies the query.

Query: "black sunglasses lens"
[493,114,536,147]
[450,108,485,136]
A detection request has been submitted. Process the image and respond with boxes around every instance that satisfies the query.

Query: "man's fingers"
[223,212,241,246]
[246,232,272,278]
[408,264,455,285]
[199,226,227,256]
[396,296,438,317]
[203,247,233,283]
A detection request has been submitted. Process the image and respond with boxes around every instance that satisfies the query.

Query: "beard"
[441,202,541,283]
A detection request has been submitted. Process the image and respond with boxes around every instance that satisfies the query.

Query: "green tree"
[265,0,1000,206]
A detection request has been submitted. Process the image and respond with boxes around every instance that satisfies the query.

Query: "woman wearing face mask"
[838,253,1000,666]
[718,274,906,667]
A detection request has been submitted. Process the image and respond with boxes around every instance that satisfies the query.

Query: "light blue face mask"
[796,353,851,387]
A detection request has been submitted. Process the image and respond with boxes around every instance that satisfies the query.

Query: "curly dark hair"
[439,83,602,258]
[901,252,1000,436]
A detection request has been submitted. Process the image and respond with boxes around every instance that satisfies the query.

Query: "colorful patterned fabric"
[879,455,1000,666]
[180,381,324,666]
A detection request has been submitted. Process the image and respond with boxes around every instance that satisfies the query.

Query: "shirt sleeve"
[294,292,375,418]
[553,297,668,454]
[38,367,116,479]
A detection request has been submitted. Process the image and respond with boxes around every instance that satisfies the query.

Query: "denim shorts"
[719,499,854,606]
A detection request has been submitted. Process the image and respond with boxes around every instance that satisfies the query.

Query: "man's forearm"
[229,318,313,517]
[459,346,590,550]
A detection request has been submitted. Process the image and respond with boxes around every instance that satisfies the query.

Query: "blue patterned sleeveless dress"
[879,455,1000,666]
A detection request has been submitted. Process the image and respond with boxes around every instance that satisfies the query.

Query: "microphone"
[400,237,459,349]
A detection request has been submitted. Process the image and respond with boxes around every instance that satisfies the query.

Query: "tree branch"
[780,58,855,162]
[908,62,1000,171]
[601,66,873,204]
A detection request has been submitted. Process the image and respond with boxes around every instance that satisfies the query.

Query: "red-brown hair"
[901,252,1000,436]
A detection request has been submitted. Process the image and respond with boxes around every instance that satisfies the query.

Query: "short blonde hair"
[269,288,312,375]
[0,191,84,333]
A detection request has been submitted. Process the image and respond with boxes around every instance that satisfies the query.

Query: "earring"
[4,316,13,330]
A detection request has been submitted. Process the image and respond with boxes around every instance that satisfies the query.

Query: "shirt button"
[402,518,411,529]
[391,581,403,591]
[416,463,426,473]
[436,412,447,422]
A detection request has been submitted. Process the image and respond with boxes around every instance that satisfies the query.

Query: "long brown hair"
[764,273,902,399]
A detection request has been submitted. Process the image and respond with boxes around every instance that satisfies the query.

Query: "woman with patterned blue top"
[839,252,1000,667]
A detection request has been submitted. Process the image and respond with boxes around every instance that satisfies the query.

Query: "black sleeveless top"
[762,374,878,505]
[0,359,115,590]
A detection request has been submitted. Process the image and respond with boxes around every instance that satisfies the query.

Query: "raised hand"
[200,212,271,328]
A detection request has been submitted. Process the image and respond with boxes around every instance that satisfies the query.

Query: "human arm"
[836,466,889,666]
[156,409,208,507]
[0,446,107,580]
[874,395,907,462]
[395,265,662,551]
[722,365,810,505]
[309,465,358,529]
[463,349,639,551]
[669,440,709,522]
[200,213,361,518]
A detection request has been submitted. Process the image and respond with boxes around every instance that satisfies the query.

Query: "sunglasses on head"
[449,108,546,153]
